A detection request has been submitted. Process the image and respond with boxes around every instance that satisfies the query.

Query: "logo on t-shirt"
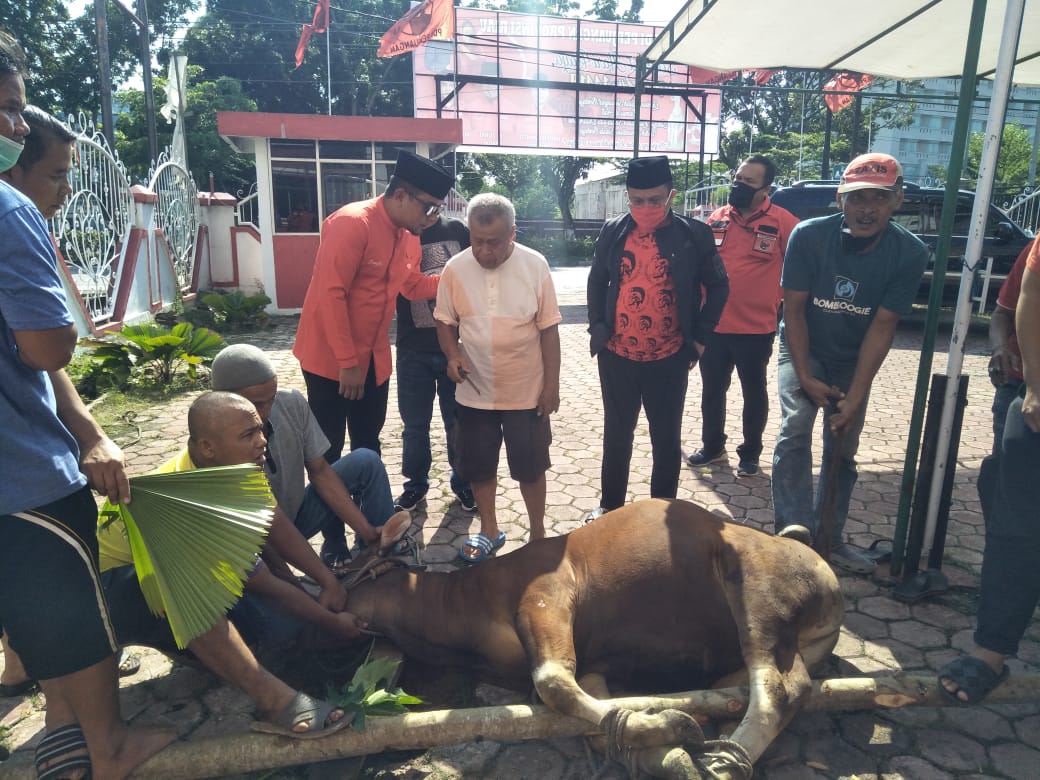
[834,276,858,301]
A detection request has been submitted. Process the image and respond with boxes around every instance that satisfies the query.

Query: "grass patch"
[88,379,203,448]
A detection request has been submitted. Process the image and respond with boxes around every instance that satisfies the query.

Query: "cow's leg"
[579,673,701,780]
[517,591,703,751]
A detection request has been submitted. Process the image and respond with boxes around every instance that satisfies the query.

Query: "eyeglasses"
[405,189,444,217]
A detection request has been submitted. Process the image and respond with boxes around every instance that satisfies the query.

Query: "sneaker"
[394,488,427,511]
[581,507,608,525]
[736,459,759,477]
[454,487,477,512]
[686,447,726,466]
[777,524,813,546]
[320,538,353,575]
[830,543,877,574]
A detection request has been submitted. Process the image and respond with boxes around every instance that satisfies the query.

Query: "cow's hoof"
[691,739,753,780]
[631,745,698,780]
[602,707,704,750]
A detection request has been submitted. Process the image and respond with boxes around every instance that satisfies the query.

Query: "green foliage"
[180,0,411,118]
[522,235,594,265]
[193,290,272,331]
[85,321,225,389]
[1,0,198,116]
[965,123,1039,193]
[116,70,257,191]
[327,655,423,731]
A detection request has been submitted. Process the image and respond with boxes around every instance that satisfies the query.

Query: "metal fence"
[147,152,202,290]
[53,114,136,326]
[1000,187,1040,236]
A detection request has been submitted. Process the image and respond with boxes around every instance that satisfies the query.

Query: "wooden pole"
[3,674,1038,779]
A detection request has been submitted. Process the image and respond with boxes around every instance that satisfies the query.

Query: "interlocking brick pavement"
[2,266,1039,778]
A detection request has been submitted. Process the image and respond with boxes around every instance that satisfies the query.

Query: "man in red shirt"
[987,238,1034,453]
[293,151,453,463]
[686,155,799,476]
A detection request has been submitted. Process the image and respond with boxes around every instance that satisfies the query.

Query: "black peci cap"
[626,155,672,189]
[394,151,454,199]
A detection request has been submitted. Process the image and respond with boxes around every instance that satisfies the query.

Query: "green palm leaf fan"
[103,464,275,648]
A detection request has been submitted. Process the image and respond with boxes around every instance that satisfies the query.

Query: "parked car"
[770,181,1034,308]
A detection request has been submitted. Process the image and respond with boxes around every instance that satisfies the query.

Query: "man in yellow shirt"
[97,392,373,736]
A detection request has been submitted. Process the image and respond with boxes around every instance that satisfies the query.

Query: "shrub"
[187,290,272,331]
[84,322,226,389]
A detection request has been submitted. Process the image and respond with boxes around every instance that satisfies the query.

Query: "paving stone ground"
[3,266,1039,779]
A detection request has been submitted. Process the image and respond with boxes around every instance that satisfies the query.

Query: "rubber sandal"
[0,678,38,697]
[118,648,141,677]
[251,691,353,739]
[35,723,91,780]
[458,530,506,564]
[938,656,1009,705]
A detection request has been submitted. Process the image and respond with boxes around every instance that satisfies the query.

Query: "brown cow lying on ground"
[345,499,844,779]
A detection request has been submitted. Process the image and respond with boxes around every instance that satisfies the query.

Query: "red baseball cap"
[837,153,904,194]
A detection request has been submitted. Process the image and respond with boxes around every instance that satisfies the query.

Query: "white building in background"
[870,78,1040,186]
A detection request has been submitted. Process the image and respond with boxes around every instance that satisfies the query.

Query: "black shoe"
[394,488,427,511]
[736,459,759,477]
[686,447,727,466]
[454,487,477,512]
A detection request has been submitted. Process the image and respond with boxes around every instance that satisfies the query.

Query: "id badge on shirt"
[753,224,779,256]
[709,220,728,248]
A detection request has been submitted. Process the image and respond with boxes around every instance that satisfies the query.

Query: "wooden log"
[3,673,1039,779]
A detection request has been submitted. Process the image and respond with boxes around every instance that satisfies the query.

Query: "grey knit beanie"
[210,344,276,390]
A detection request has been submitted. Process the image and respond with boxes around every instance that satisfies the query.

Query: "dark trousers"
[397,348,467,494]
[303,362,389,463]
[598,349,689,510]
[976,395,1040,657]
[697,332,775,461]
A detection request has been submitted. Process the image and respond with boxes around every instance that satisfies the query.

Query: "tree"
[180,0,411,116]
[0,0,198,116]
[115,70,257,194]
[965,123,1038,195]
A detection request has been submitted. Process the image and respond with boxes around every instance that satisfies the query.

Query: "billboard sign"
[413,9,722,157]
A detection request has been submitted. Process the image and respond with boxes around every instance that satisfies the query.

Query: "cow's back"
[548,499,841,692]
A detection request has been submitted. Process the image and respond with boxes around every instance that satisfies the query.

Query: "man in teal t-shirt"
[772,153,927,574]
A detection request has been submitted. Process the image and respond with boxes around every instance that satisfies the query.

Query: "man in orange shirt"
[293,151,453,463]
[687,155,799,476]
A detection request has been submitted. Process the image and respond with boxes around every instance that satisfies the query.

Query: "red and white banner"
[378,0,455,59]
[294,0,330,68]
[823,71,873,112]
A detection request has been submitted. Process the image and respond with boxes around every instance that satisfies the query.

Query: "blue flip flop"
[458,531,506,564]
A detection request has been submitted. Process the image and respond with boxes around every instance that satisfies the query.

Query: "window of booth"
[322,163,373,216]
[272,160,318,233]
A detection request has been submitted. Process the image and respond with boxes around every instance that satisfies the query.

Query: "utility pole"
[94,0,115,149]
[137,0,158,161]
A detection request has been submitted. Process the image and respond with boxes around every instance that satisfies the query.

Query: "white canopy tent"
[640,0,1038,592]
[644,0,1040,83]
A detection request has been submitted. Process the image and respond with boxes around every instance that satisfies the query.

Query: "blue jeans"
[293,448,397,547]
[771,345,868,545]
[991,380,1023,456]
[396,348,467,495]
[976,396,1040,656]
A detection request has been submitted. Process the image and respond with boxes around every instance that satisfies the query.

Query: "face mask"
[630,203,670,233]
[840,222,880,253]
[0,133,23,173]
[728,181,759,209]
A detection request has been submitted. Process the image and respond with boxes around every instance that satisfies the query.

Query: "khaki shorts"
[453,405,552,483]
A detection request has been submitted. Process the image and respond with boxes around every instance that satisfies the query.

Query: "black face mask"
[840,222,879,253]
[728,181,759,209]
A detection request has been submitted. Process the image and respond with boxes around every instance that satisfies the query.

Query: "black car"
[770,181,1034,307]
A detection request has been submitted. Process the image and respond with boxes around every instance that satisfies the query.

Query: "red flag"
[295,0,330,68]
[377,0,455,59]
[753,68,781,86]
[823,72,873,112]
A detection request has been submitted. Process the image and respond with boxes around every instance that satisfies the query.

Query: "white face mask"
[0,133,23,173]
